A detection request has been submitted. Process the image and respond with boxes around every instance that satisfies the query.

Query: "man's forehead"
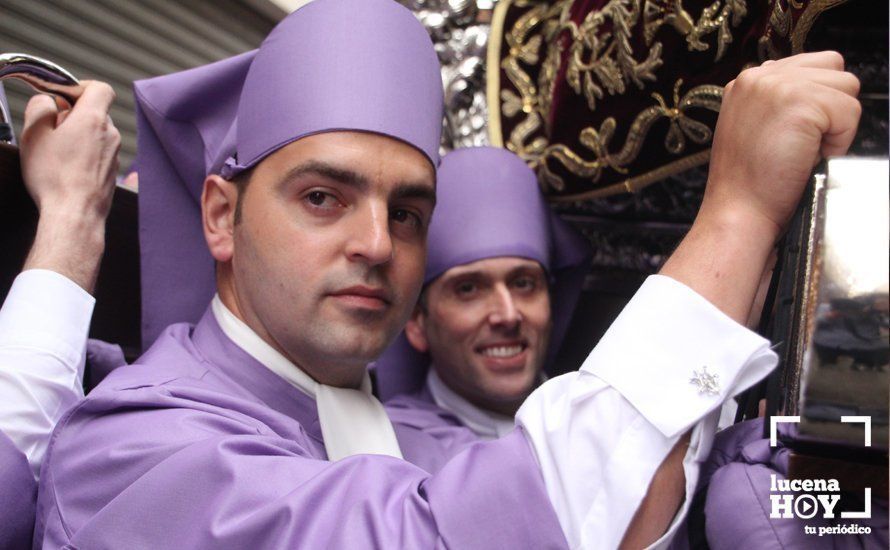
[256,131,435,190]
[439,257,546,280]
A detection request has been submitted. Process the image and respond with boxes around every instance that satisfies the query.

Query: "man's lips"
[475,340,529,369]
[328,286,391,310]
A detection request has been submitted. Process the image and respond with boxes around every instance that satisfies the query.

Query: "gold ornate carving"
[791,0,847,54]
[643,1,695,46]
[686,0,748,61]
[759,1,787,60]
[759,0,849,61]
[771,1,791,38]
[563,0,664,112]
[642,0,747,63]
[490,0,735,197]
[538,79,722,192]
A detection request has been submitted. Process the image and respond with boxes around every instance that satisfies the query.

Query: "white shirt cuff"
[516,274,778,548]
[0,269,95,370]
[582,274,777,438]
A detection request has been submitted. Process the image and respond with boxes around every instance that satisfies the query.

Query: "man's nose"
[345,201,393,266]
[488,286,522,329]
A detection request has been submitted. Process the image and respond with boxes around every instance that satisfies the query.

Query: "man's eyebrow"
[445,269,486,282]
[508,263,545,277]
[277,160,369,191]
[447,262,543,282]
[392,182,436,207]
[275,162,435,206]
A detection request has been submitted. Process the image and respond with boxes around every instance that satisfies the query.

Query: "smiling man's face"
[205,131,436,388]
[405,257,552,415]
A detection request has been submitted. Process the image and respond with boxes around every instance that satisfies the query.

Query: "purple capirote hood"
[134,0,444,348]
[374,146,591,401]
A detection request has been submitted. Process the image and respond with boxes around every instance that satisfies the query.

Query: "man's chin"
[339,335,395,363]
[303,320,392,362]
[478,373,538,405]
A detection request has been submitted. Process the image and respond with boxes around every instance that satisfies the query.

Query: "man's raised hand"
[662,52,861,323]
[20,81,120,219]
[19,80,121,293]
[702,51,861,241]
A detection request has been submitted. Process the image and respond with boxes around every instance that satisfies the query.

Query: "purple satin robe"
[0,430,36,548]
[384,386,482,474]
[35,307,567,549]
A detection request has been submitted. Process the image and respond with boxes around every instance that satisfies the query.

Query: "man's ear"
[404,305,429,353]
[202,174,239,263]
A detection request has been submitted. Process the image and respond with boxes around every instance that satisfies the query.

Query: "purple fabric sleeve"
[0,430,36,548]
[85,338,127,387]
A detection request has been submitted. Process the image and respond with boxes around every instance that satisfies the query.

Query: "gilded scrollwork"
[498,1,565,163]
[771,0,791,39]
[654,79,722,154]
[685,0,748,61]
[643,1,695,45]
[758,0,849,61]
[564,0,664,112]
[538,79,722,191]
[494,0,730,196]
[759,0,790,60]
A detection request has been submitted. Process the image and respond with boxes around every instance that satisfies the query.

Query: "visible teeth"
[481,345,523,358]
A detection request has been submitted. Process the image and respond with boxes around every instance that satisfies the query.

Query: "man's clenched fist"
[19,80,121,293]
[703,51,861,240]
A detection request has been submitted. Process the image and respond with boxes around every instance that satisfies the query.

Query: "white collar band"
[211,295,403,461]
[426,368,516,440]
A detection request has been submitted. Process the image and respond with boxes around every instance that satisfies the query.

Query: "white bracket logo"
[840,416,872,447]
[770,415,872,448]
[769,415,873,521]
[770,415,800,447]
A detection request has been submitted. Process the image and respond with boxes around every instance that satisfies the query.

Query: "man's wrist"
[38,197,110,226]
[35,207,106,252]
[24,208,107,294]
[695,197,783,249]
[660,198,779,324]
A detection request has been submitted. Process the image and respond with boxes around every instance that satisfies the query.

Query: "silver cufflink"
[690,366,720,396]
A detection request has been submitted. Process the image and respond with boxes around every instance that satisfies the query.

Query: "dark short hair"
[416,284,429,314]
[228,167,254,225]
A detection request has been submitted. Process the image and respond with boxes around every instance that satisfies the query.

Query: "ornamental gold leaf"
[679,116,714,145]
[501,89,524,118]
[687,0,748,61]
[518,35,542,64]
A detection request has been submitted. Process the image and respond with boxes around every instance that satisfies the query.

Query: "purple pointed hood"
[375,146,590,400]
[134,0,444,347]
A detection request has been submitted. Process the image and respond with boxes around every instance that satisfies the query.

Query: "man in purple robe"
[378,146,589,448]
[31,0,861,547]
[0,80,119,547]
